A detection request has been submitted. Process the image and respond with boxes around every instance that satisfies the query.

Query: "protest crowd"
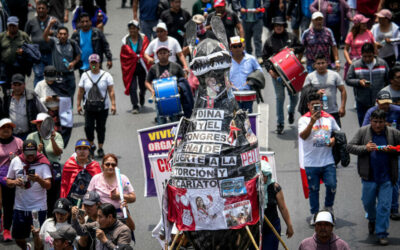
[0,0,399,249]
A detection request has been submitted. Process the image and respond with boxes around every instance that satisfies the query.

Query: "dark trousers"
[6,2,28,30]
[356,102,372,126]
[46,179,61,217]
[326,23,341,46]
[96,0,107,13]
[60,72,76,99]
[130,66,146,108]
[84,109,109,144]
[1,185,15,230]
[330,112,341,128]
[61,126,73,148]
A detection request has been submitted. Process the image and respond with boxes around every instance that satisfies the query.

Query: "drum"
[233,90,257,102]
[153,77,182,116]
[269,47,307,94]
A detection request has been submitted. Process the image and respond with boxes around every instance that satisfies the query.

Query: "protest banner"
[138,114,258,197]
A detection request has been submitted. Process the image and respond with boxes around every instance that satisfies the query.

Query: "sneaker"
[131,108,139,114]
[26,243,32,250]
[310,214,316,226]
[276,124,284,135]
[3,229,12,242]
[288,112,295,124]
[257,57,263,65]
[379,237,389,246]
[390,212,400,220]
[140,95,145,107]
[97,148,105,158]
[368,221,375,235]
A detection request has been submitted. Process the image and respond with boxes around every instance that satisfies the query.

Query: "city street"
[2,0,400,249]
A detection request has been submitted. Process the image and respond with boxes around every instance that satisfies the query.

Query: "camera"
[28,169,35,175]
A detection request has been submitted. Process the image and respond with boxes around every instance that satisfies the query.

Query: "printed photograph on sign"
[223,200,252,228]
[244,119,257,145]
[188,191,227,230]
[219,176,247,197]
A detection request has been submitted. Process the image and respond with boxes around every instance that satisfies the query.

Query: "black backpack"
[84,72,106,112]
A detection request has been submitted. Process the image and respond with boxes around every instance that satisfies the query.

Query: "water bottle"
[63,58,70,69]
[322,94,328,110]
[392,119,397,128]
[324,135,330,145]
[32,210,40,230]
[177,29,185,37]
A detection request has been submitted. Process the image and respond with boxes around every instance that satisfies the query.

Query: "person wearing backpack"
[60,139,101,206]
[77,54,116,158]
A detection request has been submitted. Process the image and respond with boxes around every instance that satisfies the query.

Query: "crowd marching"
[0,0,399,249]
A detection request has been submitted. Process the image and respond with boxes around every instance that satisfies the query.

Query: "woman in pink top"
[0,118,23,242]
[343,14,376,78]
[87,153,136,216]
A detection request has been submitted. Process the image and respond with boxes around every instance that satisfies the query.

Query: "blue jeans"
[33,52,52,87]
[391,160,400,213]
[272,77,298,125]
[362,180,393,238]
[140,20,158,40]
[238,101,253,113]
[305,164,337,214]
[243,19,263,58]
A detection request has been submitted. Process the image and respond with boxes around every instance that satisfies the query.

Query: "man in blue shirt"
[229,36,262,113]
[133,0,160,40]
[362,90,400,129]
[347,109,400,246]
[71,13,112,75]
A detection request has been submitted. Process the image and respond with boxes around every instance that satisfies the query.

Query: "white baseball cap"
[312,11,324,20]
[153,22,168,32]
[31,113,51,124]
[0,118,16,128]
[315,211,334,225]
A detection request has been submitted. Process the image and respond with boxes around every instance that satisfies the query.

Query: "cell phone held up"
[313,103,321,114]
[364,80,371,87]
[28,169,35,176]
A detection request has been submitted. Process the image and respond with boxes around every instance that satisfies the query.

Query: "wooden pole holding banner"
[169,230,180,250]
[264,215,289,250]
[245,226,259,250]
[176,234,185,250]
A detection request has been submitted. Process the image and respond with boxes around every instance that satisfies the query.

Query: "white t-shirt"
[34,80,59,108]
[7,157,52,211]
[145,36,182,63]
[298,112,340,167]
[39,219,70,250]
[78,70,114,109]
[303,70,344,114]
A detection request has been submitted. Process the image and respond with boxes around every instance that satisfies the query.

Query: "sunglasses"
[231,44,242,49]
[104,162,117,167]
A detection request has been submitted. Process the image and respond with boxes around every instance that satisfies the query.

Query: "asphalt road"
[2,1,400,249]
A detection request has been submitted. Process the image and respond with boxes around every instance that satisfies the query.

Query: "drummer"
[262,16,304,134]
[145,45,186,123]
[229,36,263,113]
